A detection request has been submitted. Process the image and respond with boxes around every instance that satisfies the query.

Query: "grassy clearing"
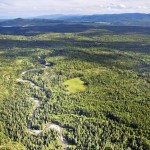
[63,77,86,93]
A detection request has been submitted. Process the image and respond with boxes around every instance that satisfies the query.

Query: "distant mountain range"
[0,13,150,26]
[37,13,150,26]
[0,18,67,27]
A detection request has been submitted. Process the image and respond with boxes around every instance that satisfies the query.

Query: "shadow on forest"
[50,49,121,68]
[0,38,125,70]
[0,25,150,36]
[0,24,93,36]
[97,26,150,35]
[0,43,123,69]
[57,38,150,54]
[0,36,149,56]
[50,48,150,71]
[0,39,63,49]
[0,25,149,70]
[0,39,60,58]
[0,37,149,71]
[44,35,150,54]
[79,26,150,36]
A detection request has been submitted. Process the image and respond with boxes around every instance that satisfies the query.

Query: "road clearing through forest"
[16,62,68,150]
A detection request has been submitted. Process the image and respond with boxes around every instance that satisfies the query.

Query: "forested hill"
[0,13,150,27]
[61,13,150,26]
[0,18,66,27]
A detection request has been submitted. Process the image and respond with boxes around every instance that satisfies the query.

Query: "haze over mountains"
[0,13,150,26]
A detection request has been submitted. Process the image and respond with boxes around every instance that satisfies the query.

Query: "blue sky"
[0,0,150,18]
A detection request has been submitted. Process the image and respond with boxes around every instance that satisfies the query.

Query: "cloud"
[0,0,150,18]
[106,3,127,10]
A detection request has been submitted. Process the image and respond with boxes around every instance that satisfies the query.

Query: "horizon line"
[1,12,150,20]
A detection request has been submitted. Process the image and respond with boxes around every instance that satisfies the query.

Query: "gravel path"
[16,64,68,150]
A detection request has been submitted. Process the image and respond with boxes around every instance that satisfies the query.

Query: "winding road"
[16,63,68,150]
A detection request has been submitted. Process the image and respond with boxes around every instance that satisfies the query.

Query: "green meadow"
[63,77,86,93]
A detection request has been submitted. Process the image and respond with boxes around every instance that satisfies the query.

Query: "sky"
[0,0,150,18]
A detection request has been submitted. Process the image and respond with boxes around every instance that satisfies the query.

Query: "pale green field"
[63,77,86,93]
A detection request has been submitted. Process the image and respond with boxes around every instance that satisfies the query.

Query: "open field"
[63,78,86,93]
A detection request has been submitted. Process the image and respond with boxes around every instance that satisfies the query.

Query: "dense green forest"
[0,24,150,150]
